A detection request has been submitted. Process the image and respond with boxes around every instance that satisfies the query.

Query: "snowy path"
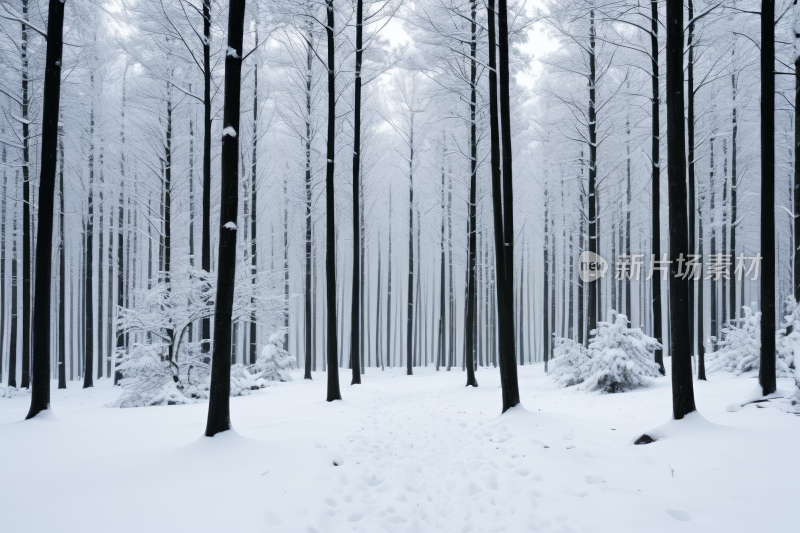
[0,364,797,532]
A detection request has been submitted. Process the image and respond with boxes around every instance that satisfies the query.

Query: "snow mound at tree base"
[632,411,735,445]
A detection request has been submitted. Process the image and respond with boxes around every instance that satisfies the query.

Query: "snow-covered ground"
[0,363,797,532]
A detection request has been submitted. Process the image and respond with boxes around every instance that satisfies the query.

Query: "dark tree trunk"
[650,0,664,375]
[313,224,319,370]
[488,0,520,411]
[759,0,776,396]
[9,189,17,388]
[625,119,632,318]
[722,139,728,328]
[578,183,585,345]
[304,23,314,379]
[376,236,383,370]
[730,45,738,319]
[98,140,105,379]
[83,91,95,389]
[698,187,706,379]
[568,231,574,338]
[387,189,393,369]
[543,185,550,371]
[447,172,454,370]
[438,157,445,371]
[587,10,598,340]
[20,0,32,390]
[405,123,414,377]
[325,0,342,401]
[205,0,246,437]
[350,0,363,384]
[688,0,696,355]
[284,176,289,355]
[1,138,6,385]
[464,0,478,386]
[164,80,174,363]
[795,4,800,302]
[519,235,525,365]
[26,0,65,418]
[710,137,717,346]
[58,124,66,389]
[201,0,212,357]
[250,30,258,366]
[116,69,127,384]
[665,0,696,419]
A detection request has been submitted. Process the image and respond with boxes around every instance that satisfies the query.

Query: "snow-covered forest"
[0,0,798,531]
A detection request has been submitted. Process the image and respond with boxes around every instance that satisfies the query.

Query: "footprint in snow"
[584,475,605,484]
[666,509,693,521]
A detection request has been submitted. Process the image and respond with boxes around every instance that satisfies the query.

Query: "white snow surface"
[1,364,798,532]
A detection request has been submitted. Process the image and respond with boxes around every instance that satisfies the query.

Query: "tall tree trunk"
[164,79,174,362]
[587,9,598,341]
[464,0,478,386]
[250,26,258,366]
[698,186,706,379]
[488,0,520,410]
[405,118,415,376]
[387,189,393,369]
[26,0,65,418]
[665,0,696,419]
[518,235,525,366]
[282,177,289,361]
[578,183,585,345]
[568,230,574,338]
[9,183,18,388]
[376,235,383,370]
[201,0,212,357]
[722,139,728,328]
[543,184,550,371]
[794,0,800,302]
[21,0,31,389]
[83,85,95,389]
[324,0,342,401]
[350,0,363,384]
[205,0,246,437]
[760,0,776,396]
[438,156,445,371]
[730,37,738,319]
[361,178,367,372]
[313,223,318,370]
[447,171,454,370]
[304,22,314,379]
[98,140,105,379]
[58,123,66,389]
[116,68,127,384]
[650,0,664,375]
[687,0,696,355]
[710,136,717,346]
[625,118,632,318]
[1,133,6,385]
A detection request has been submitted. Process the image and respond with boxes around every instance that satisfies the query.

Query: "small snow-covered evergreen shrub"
[111,260,289,407]
[550,337,590,387]
[252,333,294,382]
[578,313,662,393]
[777,298,800,402]
[0,385,30,399]
[111,342,211,407]
[709,305,792,377]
